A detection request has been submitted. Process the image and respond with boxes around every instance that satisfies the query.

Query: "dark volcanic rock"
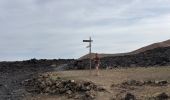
[155,92,169,100]
[124,93,136,100]
[69,47,170,69]
[0,59,75,100]
[23,74,105,99]
[121,80,144,86]
[115,80,169,88]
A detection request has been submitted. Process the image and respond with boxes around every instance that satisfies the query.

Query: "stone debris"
[113,80,169,88]
[143,80,168,86]
[121,80,143,86]
[115,92,136,100]
[111,80,169,100]
[115,92,169,100]
[23,74,105,99]
[150,92,169,100]
[155,92,169,100]
[124,93,136,100]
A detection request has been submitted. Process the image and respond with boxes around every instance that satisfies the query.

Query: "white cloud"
[0,0,170,60]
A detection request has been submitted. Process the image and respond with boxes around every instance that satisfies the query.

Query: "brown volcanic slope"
[79,39,170,60]
[131,39,170,54]
[79,53,129,60]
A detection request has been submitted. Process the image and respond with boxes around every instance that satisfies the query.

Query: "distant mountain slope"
[78,53,129,60]
[131,39,170,54]
[79,39,170,60]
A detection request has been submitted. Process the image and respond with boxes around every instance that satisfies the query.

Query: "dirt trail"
[54,70,129,99]
[54,67,170,99]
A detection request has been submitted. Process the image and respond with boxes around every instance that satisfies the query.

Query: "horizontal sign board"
[83,40,93,42]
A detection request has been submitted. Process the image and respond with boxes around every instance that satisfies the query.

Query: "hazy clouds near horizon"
[0,0,170,61]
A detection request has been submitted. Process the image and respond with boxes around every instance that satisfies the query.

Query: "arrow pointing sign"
[83,40,93,42]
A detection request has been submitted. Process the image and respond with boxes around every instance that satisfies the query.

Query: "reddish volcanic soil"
[131,39,170,54]
[79,39,170,60]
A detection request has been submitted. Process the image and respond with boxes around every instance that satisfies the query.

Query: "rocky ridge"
[23,73,106,100]
[70,46,170,69]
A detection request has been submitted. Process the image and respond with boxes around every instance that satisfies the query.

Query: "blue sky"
[0,0,170,61]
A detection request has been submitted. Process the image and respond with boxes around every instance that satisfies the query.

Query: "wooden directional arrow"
[83,40,93,42]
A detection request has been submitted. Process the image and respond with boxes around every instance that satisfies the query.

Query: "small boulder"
[157,80,168,86]
[155,92,169,100]
[124,93,136,100]
[85,90,96,99]
[97,87,106,92]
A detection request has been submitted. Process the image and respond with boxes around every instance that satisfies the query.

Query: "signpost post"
[83,37,93,73]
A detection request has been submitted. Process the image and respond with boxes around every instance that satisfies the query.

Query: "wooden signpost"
[83,37,93,72]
